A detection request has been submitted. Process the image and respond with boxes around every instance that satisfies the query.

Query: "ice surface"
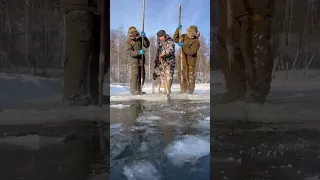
[110,83,210,102]
[111,93,210,102]
[136,115,162,124]
[165,135,210,167]
[123,160,161,180]
[0,135,65,150]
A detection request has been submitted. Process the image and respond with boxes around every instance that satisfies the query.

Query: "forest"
[0,0,320,82]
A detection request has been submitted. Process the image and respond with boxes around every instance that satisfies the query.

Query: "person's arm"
[182,39,200,56]
[173,28,180,43]
[125,40,140,57]
[143,37,150,48]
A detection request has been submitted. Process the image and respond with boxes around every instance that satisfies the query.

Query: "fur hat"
[128,26,138,38]
[187,25,200,39]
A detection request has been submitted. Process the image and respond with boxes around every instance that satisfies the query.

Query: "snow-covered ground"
[0,69,320,124]
[110,83,210,96]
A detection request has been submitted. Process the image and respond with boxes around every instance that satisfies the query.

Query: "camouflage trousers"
[160,58,175,83]
[216,12,274,98]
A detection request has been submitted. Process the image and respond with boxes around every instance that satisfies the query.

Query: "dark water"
[110,100,210,180]
[212,120,320,180]
[0,120,109,180]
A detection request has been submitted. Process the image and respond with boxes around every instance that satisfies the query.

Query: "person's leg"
[63,10,94,106]
[130,63,139,94]
[185,57,196,94]
[238,14,273,103]
[214,1,247,104]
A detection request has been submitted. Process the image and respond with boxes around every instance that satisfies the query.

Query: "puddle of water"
[110,100,210,180]
[0,120,109,180]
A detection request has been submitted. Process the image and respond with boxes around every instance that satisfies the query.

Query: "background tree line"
[211,0,320,73]
[109,25,210,84]
[0,0,319,79]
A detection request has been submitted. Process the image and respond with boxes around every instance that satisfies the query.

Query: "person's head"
[157,30,167,41]
[128,26,139,39]
[186,25,200,39]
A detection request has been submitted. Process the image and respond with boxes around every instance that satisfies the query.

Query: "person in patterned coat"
[153,30,176,94]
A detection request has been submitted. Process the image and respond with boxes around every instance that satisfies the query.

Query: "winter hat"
[187,25,200,39]
[189,25,198,33]
[128,26,138,38]
[157,30,166,37]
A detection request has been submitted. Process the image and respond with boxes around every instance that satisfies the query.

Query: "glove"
[141,31,146,37]
[177,24,182,29]
[178,42,184,47]
[139,49,145,55]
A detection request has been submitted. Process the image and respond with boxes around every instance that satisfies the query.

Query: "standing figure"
[61,0,103,106]
[154,30,176,94]
[173,25,201,94]
[215,0,275,104]
[125,26,150,95]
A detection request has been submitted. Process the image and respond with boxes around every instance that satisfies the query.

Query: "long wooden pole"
[140,0,146,94]
[98,0,107,106]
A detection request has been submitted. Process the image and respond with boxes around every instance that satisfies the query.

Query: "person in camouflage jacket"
[154,30,176,94]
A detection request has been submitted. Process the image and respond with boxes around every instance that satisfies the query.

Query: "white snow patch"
[165,135,210,167]
[204,117,210,121]
[110,104,131,109]
[0,135,65,150]
[0,73,16,79]
[123,160,161,180]
[111,123,122,129]
[110,83,210,96]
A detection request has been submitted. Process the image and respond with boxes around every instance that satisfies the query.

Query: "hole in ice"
[123,160,161,180]
[110,104,131,109]
[165,135,210,167]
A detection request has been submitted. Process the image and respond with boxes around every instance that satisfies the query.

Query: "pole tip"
[179,4,181,6]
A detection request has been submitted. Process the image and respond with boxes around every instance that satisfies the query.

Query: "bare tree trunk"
[304,51,316,75]
[62,14,66,69]
[148,46,150,83]
[117,41,120,82]
[43,0,48,75]
[272,57,279,78]
[291,50,300,70]
[25,0,32,72]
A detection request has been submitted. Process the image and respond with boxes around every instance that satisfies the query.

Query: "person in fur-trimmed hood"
[125,26,150,95]
[173,25,201,94]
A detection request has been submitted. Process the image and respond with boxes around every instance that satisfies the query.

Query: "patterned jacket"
[154,36,175,76]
